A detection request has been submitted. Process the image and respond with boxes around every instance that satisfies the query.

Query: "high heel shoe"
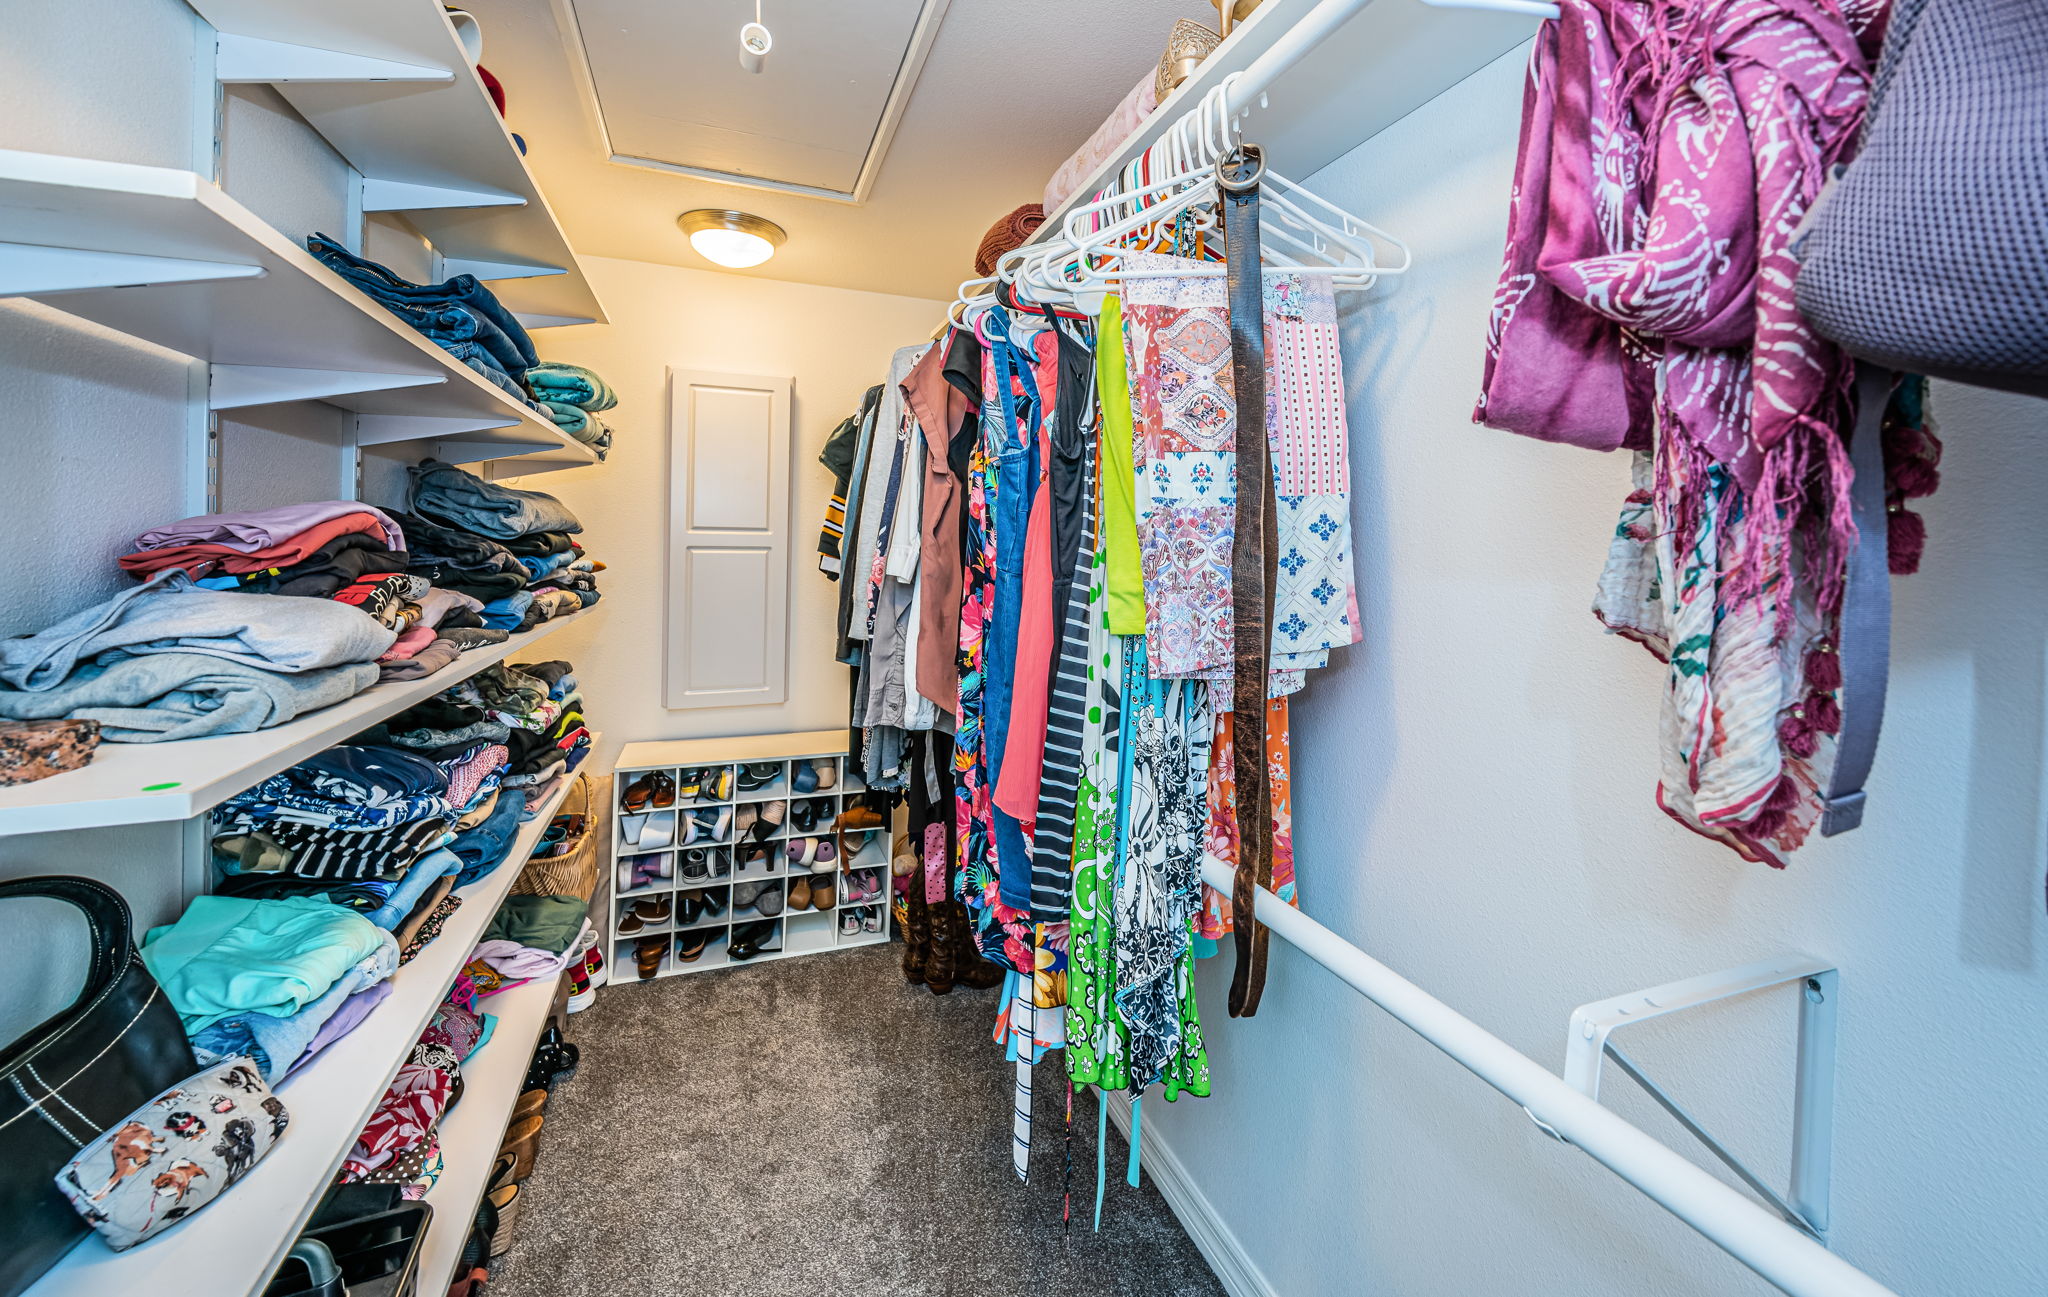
[751,799,786,842]
[699,888,729,919]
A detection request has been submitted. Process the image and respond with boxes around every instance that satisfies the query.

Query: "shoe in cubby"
[621,808,677,850]
[784,835,838,873]
[673,926,727,966]
[617,852,672,897]
[680,883,730,921]
[731,840,780,879]
[683,765,734,803]
[620,770,676,813]
[679,805,733,847]
[734,761,788,801]
[728,918,782,961]
[730,878,784,920]
[786,796,833,835]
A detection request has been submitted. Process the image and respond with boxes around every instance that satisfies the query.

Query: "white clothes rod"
[1195,858,1900,1297]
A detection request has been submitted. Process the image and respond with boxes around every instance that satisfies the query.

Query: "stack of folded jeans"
[306,233,540,404]
[392,459,604,635]
[524,362,618,461]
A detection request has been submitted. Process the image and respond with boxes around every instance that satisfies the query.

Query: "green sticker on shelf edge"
[142,781,182,791]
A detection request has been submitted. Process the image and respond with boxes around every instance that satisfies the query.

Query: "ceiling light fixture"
[678,209,787,269]
[738,0,772,73]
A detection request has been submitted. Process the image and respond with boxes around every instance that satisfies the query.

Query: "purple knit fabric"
[133,500,405,553]
[291,981,394,1071]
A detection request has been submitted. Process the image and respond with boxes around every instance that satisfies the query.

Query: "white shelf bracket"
[0,242,264,297]
[513,312,600,331]
[214,32,453,85]
[211,365,446,410]
[1528,958,1839,1244]
[433,439,570,466]
[441,257,567,282]
[360,178,526,213]
[355,413,520,446]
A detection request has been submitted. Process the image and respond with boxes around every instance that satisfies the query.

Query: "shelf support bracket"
[211,365,445,411]
[441,257,566,282]
[214,33,453,85]
[0,242,264,297]
[433,439,570,466]
[360,179,526,214]
[355,414,520,447]
[1526,958,1838,1244]
[514,312,600,331]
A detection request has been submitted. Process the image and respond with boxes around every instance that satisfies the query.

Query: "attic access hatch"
[550,0,951,203]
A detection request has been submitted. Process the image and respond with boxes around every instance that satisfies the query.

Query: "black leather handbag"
[0,876,197,1297]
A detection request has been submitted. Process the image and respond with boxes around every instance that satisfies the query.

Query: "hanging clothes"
[1476,0,1902,865]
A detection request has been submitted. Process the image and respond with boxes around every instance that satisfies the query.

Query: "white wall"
[468,257,949,767]
[0,0,385,1032]
[1136,47,2048,1297]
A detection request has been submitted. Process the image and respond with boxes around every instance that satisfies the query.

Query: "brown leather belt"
[1220,144,1277,1019]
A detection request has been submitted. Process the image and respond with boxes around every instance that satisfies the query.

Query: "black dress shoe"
[678,891,705,925]
[699,888,729,919]
[728,918,780,961]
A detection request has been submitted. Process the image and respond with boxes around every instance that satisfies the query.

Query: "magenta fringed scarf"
[1478,0,1888,604]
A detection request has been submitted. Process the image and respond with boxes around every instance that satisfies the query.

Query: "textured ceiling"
[464,0,1217,300]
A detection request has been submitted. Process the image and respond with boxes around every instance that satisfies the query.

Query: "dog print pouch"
[53,1056,289,1249]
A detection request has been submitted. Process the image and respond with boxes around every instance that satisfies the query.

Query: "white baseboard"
[1106,1091,1278,1297]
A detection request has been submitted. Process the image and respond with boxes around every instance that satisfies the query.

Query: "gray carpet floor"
[490,942,1226,1297]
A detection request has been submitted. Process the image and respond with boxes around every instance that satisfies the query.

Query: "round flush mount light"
[677,209,786,269]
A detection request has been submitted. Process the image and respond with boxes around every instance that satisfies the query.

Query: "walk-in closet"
[2,0,2042,1294]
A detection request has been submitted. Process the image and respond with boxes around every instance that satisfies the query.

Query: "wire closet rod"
[1197,860,1898,1297]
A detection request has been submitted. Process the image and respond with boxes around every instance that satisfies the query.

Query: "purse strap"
[0,876,131,1073]
[0,876,127,999]
[1819,363,1895,835]
[1219,144,1278,1019]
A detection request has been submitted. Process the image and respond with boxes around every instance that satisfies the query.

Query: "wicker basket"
[510,774,600,900]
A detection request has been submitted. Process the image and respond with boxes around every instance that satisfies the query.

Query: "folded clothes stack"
[336,992,492,1195]
[398,459,605,632]
[523,362,619,461]
[306,233,540,408]
[137,656,593,1083]
[0,564,390,742]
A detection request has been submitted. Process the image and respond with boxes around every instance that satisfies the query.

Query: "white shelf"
[414,972,558,1296]
[24,753,591,1297]
[0,149,597,472]
[1034,0,1545,238]
[0,607,593,836]
[185,0,606,328]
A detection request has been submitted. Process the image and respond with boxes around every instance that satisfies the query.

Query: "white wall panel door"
[666,368,792,709]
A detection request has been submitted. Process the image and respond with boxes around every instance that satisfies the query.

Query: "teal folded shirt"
[524,363,617,413]
[142,895,389,1033]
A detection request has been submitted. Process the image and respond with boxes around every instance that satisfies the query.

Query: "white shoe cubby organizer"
[610,731,889,980]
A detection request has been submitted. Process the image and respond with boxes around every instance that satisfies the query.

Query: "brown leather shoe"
[786,874,813,911]
[634,935,666,980]
[499,1113,544,1180]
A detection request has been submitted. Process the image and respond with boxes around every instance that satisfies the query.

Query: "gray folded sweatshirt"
[0,652,378,741]
[0,570,397,691]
